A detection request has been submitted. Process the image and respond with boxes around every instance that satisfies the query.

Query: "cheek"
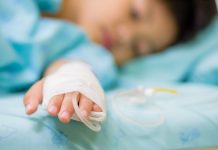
[77,7,107,43]
[80,0,132,28]
[158,6,178,48]
[78,0,132,44]
[147,10,178,50]
[80,2,123,25]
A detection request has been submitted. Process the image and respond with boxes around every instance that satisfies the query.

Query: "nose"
[115,23,135,45]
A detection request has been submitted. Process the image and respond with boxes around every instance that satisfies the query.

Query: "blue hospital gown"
[0,0,118,93]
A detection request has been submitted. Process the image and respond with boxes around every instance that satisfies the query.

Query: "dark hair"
[166,0,217,44]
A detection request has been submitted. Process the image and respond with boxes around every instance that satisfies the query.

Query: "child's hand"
[23,78,102,123]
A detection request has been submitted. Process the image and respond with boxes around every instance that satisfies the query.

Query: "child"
[0,0,217,125]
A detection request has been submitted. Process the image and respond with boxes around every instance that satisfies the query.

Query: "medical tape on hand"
[42,62,106,132]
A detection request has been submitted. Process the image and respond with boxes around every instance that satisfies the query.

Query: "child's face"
[78,0,178,65]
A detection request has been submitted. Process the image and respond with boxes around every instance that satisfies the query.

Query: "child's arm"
[23,59,102,124]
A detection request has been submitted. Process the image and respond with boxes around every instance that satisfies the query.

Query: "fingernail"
[61,111,69,119]
[81,110,88,118]
[48,106,57,114]
[26,104,32,113]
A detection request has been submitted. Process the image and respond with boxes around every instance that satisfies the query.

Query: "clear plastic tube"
[112,87,177,128]
[72,95,102,132]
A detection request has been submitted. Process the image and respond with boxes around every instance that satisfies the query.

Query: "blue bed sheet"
[0,83,218,149]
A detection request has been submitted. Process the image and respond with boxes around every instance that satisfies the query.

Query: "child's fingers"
[79,95,93,118]
[23,79,44,115]
[47,95,64,116]
[93,104,102,112]
[58,92,79,123]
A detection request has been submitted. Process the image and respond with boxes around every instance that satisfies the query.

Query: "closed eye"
[130,7,140,21]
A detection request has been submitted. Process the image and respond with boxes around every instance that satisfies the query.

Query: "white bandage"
[42,61,106,132]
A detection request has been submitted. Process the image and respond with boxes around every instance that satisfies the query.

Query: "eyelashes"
[130,8,140,20]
